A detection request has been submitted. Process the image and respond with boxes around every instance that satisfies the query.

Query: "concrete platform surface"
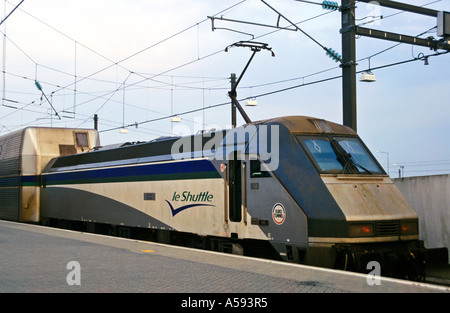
[0,220,449,294]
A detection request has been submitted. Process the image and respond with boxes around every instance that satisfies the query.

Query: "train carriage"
[0,127,99,223]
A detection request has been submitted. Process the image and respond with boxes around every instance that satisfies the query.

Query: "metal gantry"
[210,1,450,131]
[341,0,449,131]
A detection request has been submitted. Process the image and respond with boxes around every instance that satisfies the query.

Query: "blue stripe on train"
[43,159,221,185]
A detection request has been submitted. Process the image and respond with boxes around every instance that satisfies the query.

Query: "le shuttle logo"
[166,191,215,216]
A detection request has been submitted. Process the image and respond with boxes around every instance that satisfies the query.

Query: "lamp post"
[393,164,405,178]
[376,151,389,176]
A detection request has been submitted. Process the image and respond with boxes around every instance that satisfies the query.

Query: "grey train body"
[0,116,437,279]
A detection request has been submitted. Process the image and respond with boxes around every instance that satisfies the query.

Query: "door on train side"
[226,151,247,226]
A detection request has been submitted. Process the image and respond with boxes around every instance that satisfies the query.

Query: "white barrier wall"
[393,174,449,262]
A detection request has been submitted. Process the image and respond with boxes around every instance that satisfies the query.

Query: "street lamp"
[393,164,405,178]
[171,115,182,122]
[245,98,258,106]
[359,71,376,82]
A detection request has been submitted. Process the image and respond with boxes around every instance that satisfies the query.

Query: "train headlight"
[348,223,374,237]
[401,220,418,236]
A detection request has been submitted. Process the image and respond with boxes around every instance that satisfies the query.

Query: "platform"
[0,220,448,294]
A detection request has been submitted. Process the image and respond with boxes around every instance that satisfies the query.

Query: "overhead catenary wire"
[0,4,230,84]
[260,0,344,64]
[0,1,331,102]
[3,31,448,134]
[0,0,247,125]
[1,0,448,136]
[2,0,334,101]
[0,0,439,90]
[0,0,24,27]
[100,49,448,134]
[0,1,448,180]
[0,67,225,128]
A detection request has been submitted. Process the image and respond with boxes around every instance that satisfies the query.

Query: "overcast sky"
[0,0,448,177]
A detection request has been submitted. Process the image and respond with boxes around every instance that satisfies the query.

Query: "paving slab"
[0,220,448,294]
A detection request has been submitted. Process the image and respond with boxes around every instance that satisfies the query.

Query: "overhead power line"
[0,0,246,125]
[99,49,448,134]
[261,0,343,64]
[1,0,449,138]
[0,0,24,26]
[34,80,61,119]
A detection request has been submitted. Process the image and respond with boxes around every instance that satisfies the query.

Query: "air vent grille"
[376,220,400,237]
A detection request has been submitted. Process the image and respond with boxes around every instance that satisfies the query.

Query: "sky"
[0,0,448,177]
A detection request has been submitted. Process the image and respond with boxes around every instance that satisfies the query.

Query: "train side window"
[0,145,2,155]
[75,132,89,148]
[250,160,271,178]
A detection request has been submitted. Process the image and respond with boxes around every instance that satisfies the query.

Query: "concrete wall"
[393,174,449,261]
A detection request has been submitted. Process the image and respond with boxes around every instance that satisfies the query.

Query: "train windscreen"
[296,135,384,175]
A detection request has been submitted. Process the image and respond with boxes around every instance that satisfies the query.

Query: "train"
[0,116,445,280]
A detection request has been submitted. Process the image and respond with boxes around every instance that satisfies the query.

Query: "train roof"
[252,116,356,136]
[44,116,356,172]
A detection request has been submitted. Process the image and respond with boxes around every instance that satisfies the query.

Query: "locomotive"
[0,116,435,280]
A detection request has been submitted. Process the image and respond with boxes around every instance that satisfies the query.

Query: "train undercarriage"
[42,218,447,283]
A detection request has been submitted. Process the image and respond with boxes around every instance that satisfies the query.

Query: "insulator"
[35,81,43,91]
[326,48,341,62]
[322,0,338,11]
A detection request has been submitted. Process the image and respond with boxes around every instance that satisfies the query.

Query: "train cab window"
[75,132,89,148]
[297,135,384,175]
[298,136,344,173]
[332,137,383,174]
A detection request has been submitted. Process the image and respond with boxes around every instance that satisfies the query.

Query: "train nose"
[322,176,419,235]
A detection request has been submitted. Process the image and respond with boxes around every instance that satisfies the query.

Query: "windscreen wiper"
[330,139,360,174]
[330,139,373,174]
[347,152,373,174]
